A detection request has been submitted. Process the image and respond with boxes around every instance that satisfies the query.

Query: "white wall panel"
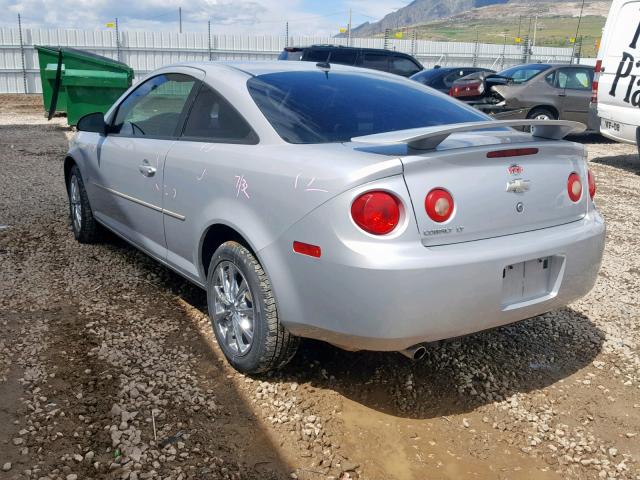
[0,26,588,94]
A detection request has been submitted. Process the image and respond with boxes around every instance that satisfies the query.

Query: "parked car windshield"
[497,64,551,84]
[247,71,490,144]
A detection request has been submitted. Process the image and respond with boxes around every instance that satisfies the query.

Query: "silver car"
[65,61,605,373]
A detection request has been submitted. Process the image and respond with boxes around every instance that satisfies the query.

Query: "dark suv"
[278,45,423,77]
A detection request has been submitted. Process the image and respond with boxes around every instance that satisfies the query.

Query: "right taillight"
[567,172,583,202]
[591,59,602,104]
[351,191,401,235]
[425,188,454,222]
[588,169,596,200]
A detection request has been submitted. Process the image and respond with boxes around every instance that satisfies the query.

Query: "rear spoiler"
[350,119,585,151]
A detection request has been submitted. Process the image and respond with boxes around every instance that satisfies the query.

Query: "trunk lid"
[400,132,588,246]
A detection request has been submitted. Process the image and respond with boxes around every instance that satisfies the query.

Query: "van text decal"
[610,21,640,106]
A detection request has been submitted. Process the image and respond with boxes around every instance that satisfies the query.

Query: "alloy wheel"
[70,175,82,232]
[212,261,255,356]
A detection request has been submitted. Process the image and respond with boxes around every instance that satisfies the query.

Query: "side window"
[556,68,592,90]
[112,73,196,138]
[304,50,330,62]
[362,53,389,72]
[390,57,421,76]
[181,85,258,144]
[328,50,357,65]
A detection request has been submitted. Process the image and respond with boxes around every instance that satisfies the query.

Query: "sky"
[3,0,413,35]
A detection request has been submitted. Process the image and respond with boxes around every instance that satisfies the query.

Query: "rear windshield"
[410,69,443,85]
[497,64,550,84]
[247,71,489,144]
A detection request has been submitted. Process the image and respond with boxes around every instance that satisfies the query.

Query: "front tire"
[206,241,299,374]
[67,165,101,243]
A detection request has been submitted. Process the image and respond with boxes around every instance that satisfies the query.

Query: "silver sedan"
[65,61,605,373]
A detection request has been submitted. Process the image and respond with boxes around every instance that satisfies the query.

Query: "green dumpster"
[35,46,134,126]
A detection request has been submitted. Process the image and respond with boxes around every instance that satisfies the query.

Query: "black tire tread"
[209,241,299,373]
[68,164,101,244]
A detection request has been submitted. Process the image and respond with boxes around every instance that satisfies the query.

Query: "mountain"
[346,0,598,37]
[348,0,510,37]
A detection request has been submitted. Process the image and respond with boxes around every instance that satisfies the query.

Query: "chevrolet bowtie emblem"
[506,179,531,193]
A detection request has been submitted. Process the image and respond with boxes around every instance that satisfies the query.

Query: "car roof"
[171,60,386,78]
[286,44,416,56]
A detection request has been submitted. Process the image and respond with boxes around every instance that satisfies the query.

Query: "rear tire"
[527,107,557,121]
[67,164,101,243]
[206,241,299,374]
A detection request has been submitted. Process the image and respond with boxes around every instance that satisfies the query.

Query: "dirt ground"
[0,94,638,480]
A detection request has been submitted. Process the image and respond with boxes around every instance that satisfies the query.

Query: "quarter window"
[181,85,257,144]
[545,72,556,87]
[112,73,196,138]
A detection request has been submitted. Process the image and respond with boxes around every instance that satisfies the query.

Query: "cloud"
[2,0,353,35]
[346,0,411,22]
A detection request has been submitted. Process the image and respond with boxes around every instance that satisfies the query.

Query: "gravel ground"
[0,94,638,480]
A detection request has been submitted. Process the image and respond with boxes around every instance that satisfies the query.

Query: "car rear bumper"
[259,210,605,352]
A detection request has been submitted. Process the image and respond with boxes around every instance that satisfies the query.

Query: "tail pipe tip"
[399,344,427,361]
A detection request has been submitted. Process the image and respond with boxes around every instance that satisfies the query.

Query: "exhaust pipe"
[399,344,427,361]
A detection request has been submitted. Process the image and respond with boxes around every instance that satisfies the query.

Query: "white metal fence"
[0,26,587,94]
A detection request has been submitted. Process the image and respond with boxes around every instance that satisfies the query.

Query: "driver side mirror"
[77,112,108,135]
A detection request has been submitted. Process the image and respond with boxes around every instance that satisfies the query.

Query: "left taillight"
[450,81,483,98]
[351,191,401,235]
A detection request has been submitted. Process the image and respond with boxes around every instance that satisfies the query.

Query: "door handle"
[138,164,157,177]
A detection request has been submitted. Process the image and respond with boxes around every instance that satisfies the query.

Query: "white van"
[594,0,640,148]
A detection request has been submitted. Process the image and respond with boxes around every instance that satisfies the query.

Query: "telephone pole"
[115,18,121,62]
[347,8,352,46]
[179,7,182,34]
[208,20,212,60]
[571,0,586,63]
[17,14,27,94]
[285,21,289,47]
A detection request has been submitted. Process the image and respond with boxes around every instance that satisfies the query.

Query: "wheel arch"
[199,223,259,280]
[63,155,77,188]
[527,105,559,119]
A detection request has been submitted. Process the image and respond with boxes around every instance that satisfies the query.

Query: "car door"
[91,71,201,258]
[162,83,259,281]
[555,67,594,122]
